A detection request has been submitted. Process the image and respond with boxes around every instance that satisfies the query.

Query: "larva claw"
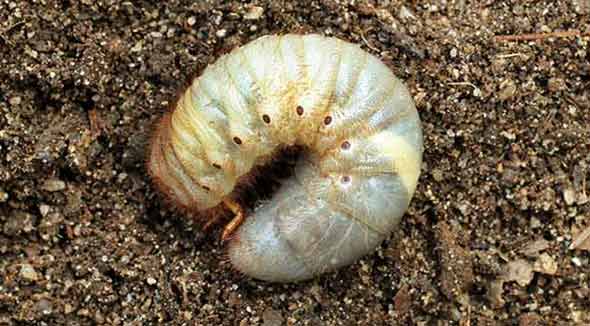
[221,198,245,241]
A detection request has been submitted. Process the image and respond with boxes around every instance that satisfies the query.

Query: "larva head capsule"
[148,34,423,282]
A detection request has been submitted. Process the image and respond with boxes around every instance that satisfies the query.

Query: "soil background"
[1,1,590,325]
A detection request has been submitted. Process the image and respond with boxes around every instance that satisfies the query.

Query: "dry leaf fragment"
[503,259,534,287]
[520,239,550,257]
[533,253,558,275]
[570,226,590,251]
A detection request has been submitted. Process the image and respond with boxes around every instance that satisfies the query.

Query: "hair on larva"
[148,34,423,282]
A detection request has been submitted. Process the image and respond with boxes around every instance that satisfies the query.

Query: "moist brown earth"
[1,1,589,325]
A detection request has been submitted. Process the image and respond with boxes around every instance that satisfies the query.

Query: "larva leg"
[221,198,245,241]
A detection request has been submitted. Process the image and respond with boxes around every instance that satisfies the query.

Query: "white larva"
[148,34,423,282]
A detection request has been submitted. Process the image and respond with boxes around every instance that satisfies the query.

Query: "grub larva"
[148,34,423,282]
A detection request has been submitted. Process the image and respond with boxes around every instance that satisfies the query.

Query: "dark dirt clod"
[1,1,589,325]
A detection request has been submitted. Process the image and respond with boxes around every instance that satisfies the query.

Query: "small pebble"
[530,217,541,229]
[150,31,163,38]
[20,263,39,282]
[547,77,565,92]
[563,187,576,206]
[533,253,558,275]
[450,48,457,58]
[9,96,22,106]
[36,298,53,315]
[39,204,51,217]
[146,277,157,285]
[41,178,66,192]
[244,6,264,20]
[216,29,227,38]
[432,168,444,181]
[498,80,517,101]
[262,308,284,326]
[0,189,8,202]
[64,303,74,314]
[3,210,36,235]
[398,6,416,20]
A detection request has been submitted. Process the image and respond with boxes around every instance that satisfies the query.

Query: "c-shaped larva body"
[148,34,423,282]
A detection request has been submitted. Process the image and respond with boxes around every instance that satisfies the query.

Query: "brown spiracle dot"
[341,176,351,184]
[201,185,211,191]
[296,106,304,116]
[212,163,222,169]
[341,141,351,150]
[233,137,243,145]
[323,116,332,125]
[262,114,271,124]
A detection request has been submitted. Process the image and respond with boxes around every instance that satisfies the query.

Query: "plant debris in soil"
[1,1,589,325]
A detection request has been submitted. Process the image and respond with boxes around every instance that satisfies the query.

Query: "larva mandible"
[148,34,423,282]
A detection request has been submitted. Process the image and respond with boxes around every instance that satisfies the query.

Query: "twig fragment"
[494,53,526,59]
[494,30,590,42]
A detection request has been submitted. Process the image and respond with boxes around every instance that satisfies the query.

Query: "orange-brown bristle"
[148,113,188,208]
[147,114,172,198]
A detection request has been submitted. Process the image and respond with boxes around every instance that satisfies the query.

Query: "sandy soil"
[1,1,589,325]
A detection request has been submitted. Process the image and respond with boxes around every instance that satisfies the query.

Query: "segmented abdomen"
[149,34,423,282]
